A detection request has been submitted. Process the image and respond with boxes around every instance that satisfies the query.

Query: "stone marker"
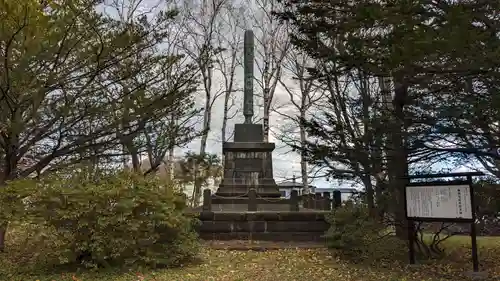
[214,29,281,203]
[243,30,254,125]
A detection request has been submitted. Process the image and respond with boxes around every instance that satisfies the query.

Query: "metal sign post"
[403,172,484,274]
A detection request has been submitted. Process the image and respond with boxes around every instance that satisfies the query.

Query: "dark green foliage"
[274,0,500,172]
[474,181,500,235]
[0,170,200,269]
[325,201,399,256]
[475,181,500,216]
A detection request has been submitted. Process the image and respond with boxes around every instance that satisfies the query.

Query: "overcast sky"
[105,0,476,190]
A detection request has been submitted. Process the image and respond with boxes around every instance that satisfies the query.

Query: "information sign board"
[405,184,472,220]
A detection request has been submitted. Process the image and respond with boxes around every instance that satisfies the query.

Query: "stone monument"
[198,42,331,237]
[214,30,281,199]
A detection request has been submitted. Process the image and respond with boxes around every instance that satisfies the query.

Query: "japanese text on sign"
[405,184,472,219]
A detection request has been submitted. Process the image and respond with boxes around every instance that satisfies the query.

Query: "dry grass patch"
[1,235,499,281]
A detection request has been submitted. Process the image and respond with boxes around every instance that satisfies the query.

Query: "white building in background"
[277,176,358,202]
[277,177,316,198]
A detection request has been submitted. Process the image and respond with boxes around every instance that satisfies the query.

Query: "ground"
[1,236,499,281]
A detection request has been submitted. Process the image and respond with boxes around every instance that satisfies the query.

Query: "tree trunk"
[194,102,211,206]
[221,107,227,169]
[0,223,6,252]
[373,127,386,216]
[377,76,391,221]
[220,52,236,147]
[221,93,229,145]
[299,109,309,193]
[263,87,270,142]
[129,145,140,173]
[167,147,175,183]
[375,178,387,220]
[390,74,409,239]
[0,131,20,252]
[221,76,234,168]
[0,172,6,252]
[362,176,375,216]
[360,70,375,214]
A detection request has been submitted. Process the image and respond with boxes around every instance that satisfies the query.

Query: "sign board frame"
[404,180,474,223]
[403,172,483,274]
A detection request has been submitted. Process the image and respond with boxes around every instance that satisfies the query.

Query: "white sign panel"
[405,184,472,219]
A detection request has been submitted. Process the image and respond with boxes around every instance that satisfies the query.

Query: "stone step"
[204,240,326,250]
[223,141,275,151]
[214,189,282,198]
[198,210,329,221]
[199,220,329,233]
[208,204,293,212]
[199,232,327,242]
[211,197,290,204]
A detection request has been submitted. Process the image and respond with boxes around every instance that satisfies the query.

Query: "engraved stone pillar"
[214,30,280,200]
[243,30,254,124]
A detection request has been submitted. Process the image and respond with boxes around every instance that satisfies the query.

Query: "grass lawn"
[1,236,499,281]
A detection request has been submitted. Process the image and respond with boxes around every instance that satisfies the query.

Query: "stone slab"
[203,240,327,250]
[214,186,281,197]
[217,181,279,189]
[199,232,327,242]
[199,221,233,233]
[198,211,328,221]
[211,197,291,205]
[198,221,329,233]
[209,203,292,212]
[232,221,267,232]
[234,123,263,142]
[265,221,329,232]
[223,142,275,151]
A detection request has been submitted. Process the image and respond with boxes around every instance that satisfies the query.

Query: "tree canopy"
[0,0,201,182]
[273,0,500,228]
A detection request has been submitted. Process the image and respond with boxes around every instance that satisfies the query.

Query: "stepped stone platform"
[197,210,330,242]
[194,190,342,242]
[204,240,326,250]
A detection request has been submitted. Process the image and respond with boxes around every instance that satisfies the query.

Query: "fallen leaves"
[1,236,499,281]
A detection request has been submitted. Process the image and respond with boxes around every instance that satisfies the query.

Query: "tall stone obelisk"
[233,30,262,142]
[243,30,254,124]
[214,29,281,200]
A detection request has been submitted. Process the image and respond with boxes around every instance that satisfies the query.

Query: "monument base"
[197,211,330,242]
[216,128,281,198]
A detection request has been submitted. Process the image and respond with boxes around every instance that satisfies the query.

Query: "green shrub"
[1,169,200,269]
[324,201,405,259]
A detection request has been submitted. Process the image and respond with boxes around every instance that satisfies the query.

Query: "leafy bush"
[325,201,383,251]
[324,201,406,260]
[475,181,500,236]
[0,169,200,269]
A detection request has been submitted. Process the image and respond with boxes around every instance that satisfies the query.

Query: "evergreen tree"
[274,0,500,236]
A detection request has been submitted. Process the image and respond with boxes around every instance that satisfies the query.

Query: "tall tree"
[0,0,199,250]
[214,3,244,146]
[101,0,202,174]
[274,0,497,236]
[274,46,323,194]
[417,1,500,177]
[247,0,290,141]
[175,152,222,206]
[179,0,236,204]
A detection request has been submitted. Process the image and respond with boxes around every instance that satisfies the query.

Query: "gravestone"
[214,30,281,199]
